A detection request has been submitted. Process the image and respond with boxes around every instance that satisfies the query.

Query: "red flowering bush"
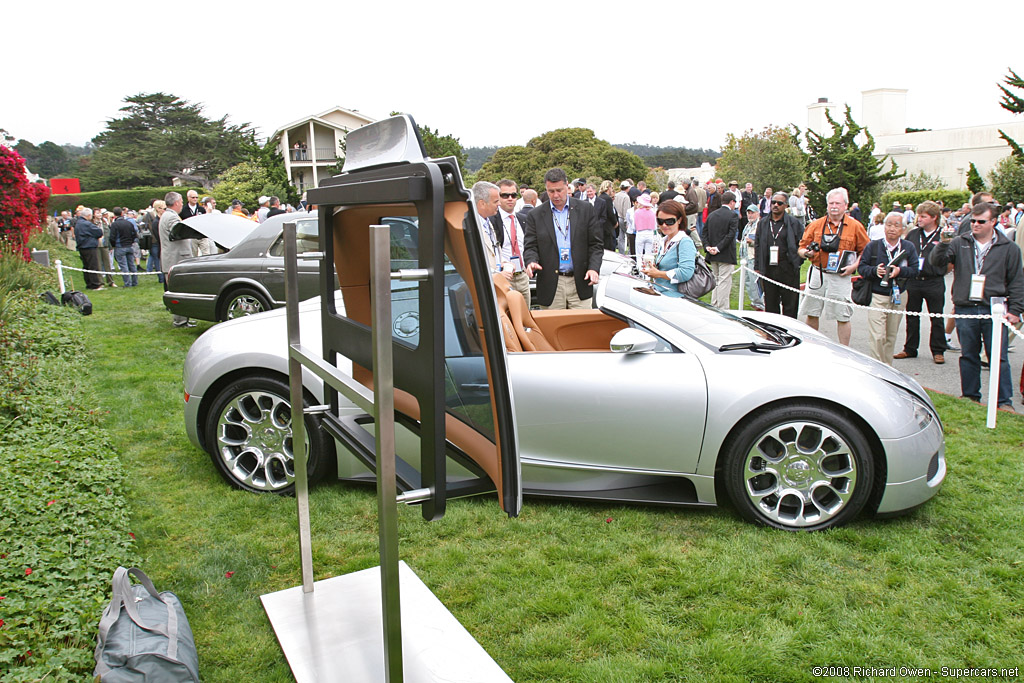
[0,146,50,261]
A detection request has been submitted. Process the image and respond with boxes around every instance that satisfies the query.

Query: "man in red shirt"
[797,187,870,346]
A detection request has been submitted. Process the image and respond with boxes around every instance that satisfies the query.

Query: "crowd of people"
[471,170,1024,412]
[50,192,305,326]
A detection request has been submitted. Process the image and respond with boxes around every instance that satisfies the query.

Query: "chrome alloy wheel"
[225,294,266,319]
[742,421,858,528]
[215,390,303,491]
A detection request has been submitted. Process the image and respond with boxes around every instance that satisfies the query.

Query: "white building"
[807,90,1024,190]
[269,106,376,194]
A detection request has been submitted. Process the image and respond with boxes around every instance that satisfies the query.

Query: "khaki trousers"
[543,274,589,310]
[867,291,906,365]
[509,270,531,309]
[710,261,733,309]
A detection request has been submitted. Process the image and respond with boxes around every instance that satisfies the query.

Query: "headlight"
[910,394,934,431]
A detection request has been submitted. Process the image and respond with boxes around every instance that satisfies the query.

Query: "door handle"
[460,383,488,390]
[267,267,285,272]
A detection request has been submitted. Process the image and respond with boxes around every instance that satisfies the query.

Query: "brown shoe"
[933,354,945,364]
[997,404,1016,414]
[893,351,912,359]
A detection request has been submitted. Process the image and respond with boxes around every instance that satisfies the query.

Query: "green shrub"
[46,186,206,215]
[880,189,971,211]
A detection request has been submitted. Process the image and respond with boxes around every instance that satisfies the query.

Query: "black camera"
[806,241,821,253]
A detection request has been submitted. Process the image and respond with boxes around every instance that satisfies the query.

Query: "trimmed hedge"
[46,186,206,215]
[880,189,971,210]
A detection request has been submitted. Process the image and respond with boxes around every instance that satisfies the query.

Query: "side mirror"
[610,328,658,354]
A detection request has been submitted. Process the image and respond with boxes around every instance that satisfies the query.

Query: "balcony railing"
[289,148,340,162]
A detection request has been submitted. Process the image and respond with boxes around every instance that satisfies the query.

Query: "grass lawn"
[23,245,1024,680]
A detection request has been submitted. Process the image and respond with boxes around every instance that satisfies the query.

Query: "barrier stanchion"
[737,256,746,312]
[55,260,66,294]
[986,297,1006,429]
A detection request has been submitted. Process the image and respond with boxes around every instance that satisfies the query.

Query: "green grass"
[6,240,1024,681]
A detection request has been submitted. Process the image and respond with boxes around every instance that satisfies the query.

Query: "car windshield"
[602,273,777,348]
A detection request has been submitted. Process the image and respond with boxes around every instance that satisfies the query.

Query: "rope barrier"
[737,262,996,320]
[57,264,163,276]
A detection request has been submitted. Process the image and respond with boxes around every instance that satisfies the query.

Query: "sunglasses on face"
[499,192,517,199]
[770,200,786,206]
[970,218,992,224]
[656,217,678,226]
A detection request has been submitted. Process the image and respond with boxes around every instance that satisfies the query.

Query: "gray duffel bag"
[94,566,200,682]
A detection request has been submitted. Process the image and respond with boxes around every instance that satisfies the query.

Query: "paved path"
[741,272,1023,415]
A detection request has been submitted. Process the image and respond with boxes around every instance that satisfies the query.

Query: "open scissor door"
[307,115,521,519]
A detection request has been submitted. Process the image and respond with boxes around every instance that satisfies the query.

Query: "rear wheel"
[204,376,331,494]
[219,287,270,320]
[721,403,874,531]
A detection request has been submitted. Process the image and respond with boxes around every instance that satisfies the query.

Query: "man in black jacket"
[705,191,739,309]
[931,202,1024,409]
[592,180,618,251]
[754,192,803,318]
[523,168,602,309]
[109,207,139,287]
[895,201,947,363]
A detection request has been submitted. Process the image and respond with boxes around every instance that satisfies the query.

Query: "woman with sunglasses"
[642,200,696,296]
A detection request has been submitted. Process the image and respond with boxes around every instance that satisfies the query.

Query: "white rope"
[737,262,995,320]
[57,264,163,276]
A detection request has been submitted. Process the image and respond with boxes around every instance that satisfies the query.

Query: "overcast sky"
[6,0,1024,153]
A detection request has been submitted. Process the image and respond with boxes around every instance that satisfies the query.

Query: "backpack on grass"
[94,567,200,682]
[60,290,93,315]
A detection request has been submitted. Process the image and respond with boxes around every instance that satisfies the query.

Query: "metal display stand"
[261,222,510,682]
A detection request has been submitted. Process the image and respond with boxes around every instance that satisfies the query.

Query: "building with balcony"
[269,106,376,195]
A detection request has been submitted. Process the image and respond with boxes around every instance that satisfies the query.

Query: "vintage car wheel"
[722,403,874,531]
[204,376,331,494]
[220,287,270,320]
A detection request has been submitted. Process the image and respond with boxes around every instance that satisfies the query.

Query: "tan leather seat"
[491,274,556,352]
[491,274,523,353]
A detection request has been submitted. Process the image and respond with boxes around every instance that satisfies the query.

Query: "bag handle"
[95,567,179,659]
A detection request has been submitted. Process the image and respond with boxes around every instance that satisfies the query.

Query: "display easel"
[260,221,511,682]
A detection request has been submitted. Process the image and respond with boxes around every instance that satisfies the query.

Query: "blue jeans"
[114,245,138,286]
[146,243,164,283]
[955,303,1013,405]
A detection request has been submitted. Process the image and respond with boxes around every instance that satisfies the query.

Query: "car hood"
[183,213,260,249]
[740,309,931,402]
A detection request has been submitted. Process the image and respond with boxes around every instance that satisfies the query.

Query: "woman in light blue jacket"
[642,200,696,297]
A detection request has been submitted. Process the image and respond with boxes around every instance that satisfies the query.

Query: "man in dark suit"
[572,178,586,199]
[705,191,739,309]
[523,168,603,309]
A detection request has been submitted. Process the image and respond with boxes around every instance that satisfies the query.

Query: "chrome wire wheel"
[224,292,267,319]
[723,404,874,531]
[215,390,301,492]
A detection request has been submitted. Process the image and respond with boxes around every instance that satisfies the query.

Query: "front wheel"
[721,403,874,531]
[204,376,332,494]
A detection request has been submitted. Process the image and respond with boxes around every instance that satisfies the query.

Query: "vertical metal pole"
[56,260,66,294]
[370,224,403,682]
[737,259,746,311]
[284,221,315,592]
[986,297,1006,429]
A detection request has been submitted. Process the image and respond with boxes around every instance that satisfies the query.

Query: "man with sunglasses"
[491,179,531,307]
[930,202,1024,411]
[755,192,803,318]
[704,191,739,309]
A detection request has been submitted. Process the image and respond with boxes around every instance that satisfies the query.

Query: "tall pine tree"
[804,106,903,216]
[966,162,986,193]
[997,68,1024,157]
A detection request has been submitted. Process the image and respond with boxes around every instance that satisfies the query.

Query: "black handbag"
[851,276,872,306]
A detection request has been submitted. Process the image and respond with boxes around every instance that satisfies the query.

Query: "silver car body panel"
[183,269,945,516]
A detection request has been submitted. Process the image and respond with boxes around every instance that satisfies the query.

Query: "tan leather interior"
[490,274,627,353]
[330,202,507,509]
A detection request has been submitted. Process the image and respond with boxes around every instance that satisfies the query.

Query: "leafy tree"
[881,170,947,194]
[997,68,1024,157]
[966,162,986,193]
[715,125,807,195]
[253,139,299,205]
[804,106,903,215]
[477,128,648,189]
[613,143,719,169]
[14,140,70,178]
[988,156,1024,203]
[83,92,256,191]
[210,161,291,213]
[464,146,498,172]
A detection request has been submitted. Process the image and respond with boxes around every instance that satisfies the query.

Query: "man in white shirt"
[256,196,271,223]
[788,183,807,228]
[492,179,531,307]
[468,181,509,277]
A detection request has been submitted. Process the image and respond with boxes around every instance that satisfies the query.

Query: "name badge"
[559,247,571,270]
[918,256,925,272]
[969,274,986,301]
[769,246,779,266]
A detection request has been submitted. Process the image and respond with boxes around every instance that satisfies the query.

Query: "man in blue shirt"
[523,168,603,309]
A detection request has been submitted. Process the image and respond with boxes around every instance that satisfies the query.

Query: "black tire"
[204,375,332,494]
[721,403,874,531]
[218,287,270,321]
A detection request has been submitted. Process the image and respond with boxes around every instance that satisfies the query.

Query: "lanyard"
[884,240,900,264]
[552,207,570,241]
[769,219,784,242]
[918,229,938,253]
[973,238,993,273]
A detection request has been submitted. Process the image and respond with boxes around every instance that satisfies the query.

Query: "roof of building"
[270,106,376,141]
